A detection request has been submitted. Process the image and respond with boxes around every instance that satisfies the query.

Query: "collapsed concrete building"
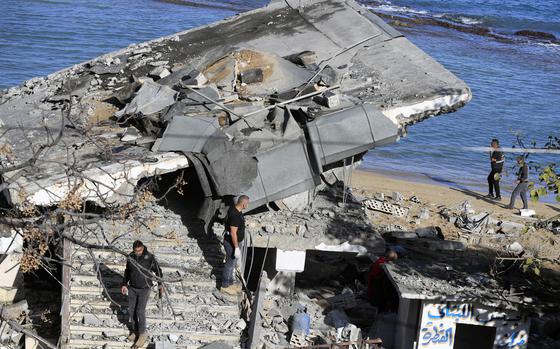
[0,0,473,348]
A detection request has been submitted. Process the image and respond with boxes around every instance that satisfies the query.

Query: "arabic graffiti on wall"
[418,302,529,349]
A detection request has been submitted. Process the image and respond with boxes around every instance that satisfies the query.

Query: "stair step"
[69,302,238,315]
[71,249,224,262]
[69,275,219,288]
[69,263,222,276]
[68,326,240,341]
[69,312,239,325]
[67,339,223,349]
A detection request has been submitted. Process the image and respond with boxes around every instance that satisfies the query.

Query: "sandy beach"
[353,168,559,220]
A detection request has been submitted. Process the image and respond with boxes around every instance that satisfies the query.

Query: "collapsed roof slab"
[0,0,470,208]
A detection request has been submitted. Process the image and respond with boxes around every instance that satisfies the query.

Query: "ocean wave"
[456,16,483,25]
[369,4,429,15]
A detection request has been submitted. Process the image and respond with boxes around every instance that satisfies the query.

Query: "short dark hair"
[491,138,499,145]
[237,195,250,204]
[133,240,144,249]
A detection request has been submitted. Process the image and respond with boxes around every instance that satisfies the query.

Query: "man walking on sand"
[486,138,505,200]
[506,156,529,211]
[221,195,249,295]
[121,240,164,348]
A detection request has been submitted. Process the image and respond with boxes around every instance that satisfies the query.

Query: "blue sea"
[0,0,559,195]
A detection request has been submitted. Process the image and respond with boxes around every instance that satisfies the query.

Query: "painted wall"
[417,302,529,349]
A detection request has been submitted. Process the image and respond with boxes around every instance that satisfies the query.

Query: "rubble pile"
[0,0,470,219]
[65,203,243,348]
[256,276,381,348]
[212,186,385,254]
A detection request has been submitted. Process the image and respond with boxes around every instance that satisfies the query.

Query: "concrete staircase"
[64,204,242,349]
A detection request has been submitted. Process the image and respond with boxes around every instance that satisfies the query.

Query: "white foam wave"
[371,4,428,15]
[457,16,483,25]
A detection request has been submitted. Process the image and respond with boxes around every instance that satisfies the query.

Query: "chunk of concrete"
[149,66,171,80]
[392,191,404,202]
[117,80,177,116]
[314,90,340,108]
[82,314,102,326]
[279,191,311,212]
[507,242,524,255]
[418,208,430,220]
[155,341,175,349]
[181,69,208,87]
[198,341,233,349]
[121,126,140,142]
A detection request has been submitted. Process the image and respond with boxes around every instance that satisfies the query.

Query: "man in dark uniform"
[120,240,163,348]
[486,138,505,200]
[221,195,249,295]
[507,156,529,210]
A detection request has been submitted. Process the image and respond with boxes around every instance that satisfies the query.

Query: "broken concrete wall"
[417,302,530,349]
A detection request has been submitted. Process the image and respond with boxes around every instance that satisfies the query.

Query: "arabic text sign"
[418,302,529,349]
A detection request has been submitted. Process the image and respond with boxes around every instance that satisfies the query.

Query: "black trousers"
[488,170,501,197]
[128,287,150,333]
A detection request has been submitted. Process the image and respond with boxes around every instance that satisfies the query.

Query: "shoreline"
[352,168,559,219]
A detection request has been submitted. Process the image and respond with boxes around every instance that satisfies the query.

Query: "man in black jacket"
[486,138,505,200]
[507,156,529,210]
[120,240,163,347]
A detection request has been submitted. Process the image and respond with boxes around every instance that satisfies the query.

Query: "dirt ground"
[351,169,560,271]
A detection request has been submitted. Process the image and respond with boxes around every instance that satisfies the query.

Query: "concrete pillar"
[394,298,421,349]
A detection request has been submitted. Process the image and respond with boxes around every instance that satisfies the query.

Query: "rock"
[507,242,524,255]
[514,30,557,42]
[314,91,340,108]
[235,319,247,331]
[181,70,208,87]
[296,225,306,236]
[415,226,439,239]
[392,191,404,202]
[497,220,525,234]
[265,225,275,234]
[273,321,289,333]
[168,334,179,343]
[121,126,141,142]
[149,66,171,80]
[418,208,430,220]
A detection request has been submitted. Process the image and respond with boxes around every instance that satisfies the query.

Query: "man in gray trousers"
[507,156,529,210]
[121,240,164,348]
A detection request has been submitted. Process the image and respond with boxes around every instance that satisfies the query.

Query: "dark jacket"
[123,247,163,289]
[517,163,529,182]
[490,149,505,172]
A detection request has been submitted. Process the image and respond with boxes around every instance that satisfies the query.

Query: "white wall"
[417,302,529,349]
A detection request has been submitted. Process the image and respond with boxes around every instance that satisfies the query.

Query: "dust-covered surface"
[0,0,470,214]
[351,169,560,348]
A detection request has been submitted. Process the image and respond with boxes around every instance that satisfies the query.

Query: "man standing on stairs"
[221,195,249,295]
[121,240,164,348]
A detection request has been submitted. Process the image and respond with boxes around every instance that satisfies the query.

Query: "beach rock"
[514,30,557,42]
[418,208,430,220]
